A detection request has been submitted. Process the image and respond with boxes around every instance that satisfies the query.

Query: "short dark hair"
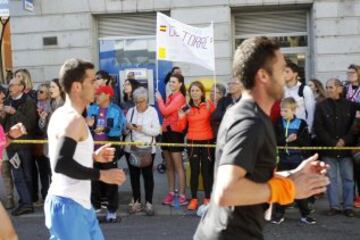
[233,37,280,90]
[285,58,299,73]
[59,58,94,94]
[96,70,112,85]
[164,66,181,85]
[215,83,226,97]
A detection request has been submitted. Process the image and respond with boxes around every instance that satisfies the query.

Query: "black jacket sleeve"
[342,102,357,145]
[211,97,227,124]
[313,102,337,146]
[292,120,311,146]
[54,137,100,180]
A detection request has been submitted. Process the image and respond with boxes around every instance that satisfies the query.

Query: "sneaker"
[203,198,210,206]
[327,208,341,216]
[196,204,209,217]
[144,202,155,216]
[162,192,174,205]
[105,212,119,223]
[300,216,316,224]
[128,200,142,214]
[354,196,360,208]
[344,209,355,217]
[33,199,44,207]
[187,199,198,210]
[178,194,188,206]
[271,215,285,224]
[11,205,34,216]
[4,198,15,210]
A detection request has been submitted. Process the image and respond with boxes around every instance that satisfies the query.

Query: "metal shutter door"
[98,13,156,38]
[234,10,307,37]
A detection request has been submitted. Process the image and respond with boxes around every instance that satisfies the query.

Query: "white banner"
[156,12,215,71]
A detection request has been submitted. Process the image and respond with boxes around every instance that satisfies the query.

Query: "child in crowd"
[271,97,315,225]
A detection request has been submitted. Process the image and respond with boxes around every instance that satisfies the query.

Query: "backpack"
[297,82,308,118]
[298,83,306,98]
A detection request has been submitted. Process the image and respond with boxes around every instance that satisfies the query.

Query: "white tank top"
[47,106,94,209]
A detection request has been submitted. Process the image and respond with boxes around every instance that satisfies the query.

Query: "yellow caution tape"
[10,139,360,151]
[11,139,215,148]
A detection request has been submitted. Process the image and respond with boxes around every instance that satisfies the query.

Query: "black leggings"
[125,153,155,204]
[91,161,119,213]
[188,140,215,199]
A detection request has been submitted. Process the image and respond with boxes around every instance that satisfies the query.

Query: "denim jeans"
[8,147,34,207]
[323,157,354,209]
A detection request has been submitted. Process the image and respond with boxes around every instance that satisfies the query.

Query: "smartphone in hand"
[181,105,190,112]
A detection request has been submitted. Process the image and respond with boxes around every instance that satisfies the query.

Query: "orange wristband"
[268,176,296,205]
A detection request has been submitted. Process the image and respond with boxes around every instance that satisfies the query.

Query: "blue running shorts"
[44,195,104,240]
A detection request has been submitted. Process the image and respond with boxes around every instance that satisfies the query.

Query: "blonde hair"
[281,97,297,110]
[15,69,33,90]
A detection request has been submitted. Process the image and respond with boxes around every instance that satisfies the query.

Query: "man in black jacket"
[313,78,357,217]
[1,77,37,216]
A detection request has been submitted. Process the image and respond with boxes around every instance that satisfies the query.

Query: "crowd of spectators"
[1,62,360,227]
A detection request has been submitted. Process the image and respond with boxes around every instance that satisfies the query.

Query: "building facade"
[9,0,360,86]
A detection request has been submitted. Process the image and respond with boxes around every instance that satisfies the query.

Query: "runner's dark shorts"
[161,131,185,152]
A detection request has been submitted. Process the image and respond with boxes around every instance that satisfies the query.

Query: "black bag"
[129,145,153,168]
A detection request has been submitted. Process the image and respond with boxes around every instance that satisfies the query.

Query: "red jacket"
[177,101,215,140]
[157,92,186,133]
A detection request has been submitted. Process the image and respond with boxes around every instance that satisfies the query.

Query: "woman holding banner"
[156,73,188,206]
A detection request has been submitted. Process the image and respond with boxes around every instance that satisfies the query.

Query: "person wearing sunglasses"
[31,83,52,207]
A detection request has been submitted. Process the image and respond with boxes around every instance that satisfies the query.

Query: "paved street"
[8,200,360,240]
[2,155,360,239]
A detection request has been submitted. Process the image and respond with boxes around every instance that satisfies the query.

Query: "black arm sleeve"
[54,137,100,181]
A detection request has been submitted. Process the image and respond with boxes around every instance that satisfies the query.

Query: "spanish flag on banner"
[156,12,215,71]
[159,25,167,32]
[158,47,167,59]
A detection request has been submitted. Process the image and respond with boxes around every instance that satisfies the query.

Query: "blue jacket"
[274,116,311,165]
[87,103,126,138]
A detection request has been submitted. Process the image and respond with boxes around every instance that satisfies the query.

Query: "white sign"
[125,68,148,80]
[23,0,34,12]
[0,0,9,17]
[156,12,215,71]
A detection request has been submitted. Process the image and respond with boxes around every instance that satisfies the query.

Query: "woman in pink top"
[156,73,188,206]
[0,122,27,240]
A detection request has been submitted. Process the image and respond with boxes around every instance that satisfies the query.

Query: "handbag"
[129,108,153,168]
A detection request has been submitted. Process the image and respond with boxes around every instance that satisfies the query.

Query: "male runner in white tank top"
[44,58,126,240]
